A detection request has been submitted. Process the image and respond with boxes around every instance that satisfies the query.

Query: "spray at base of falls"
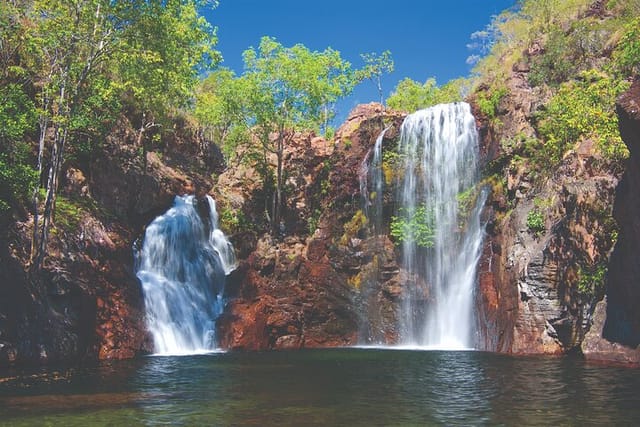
[397,102,486,349]
[136,195,236,355]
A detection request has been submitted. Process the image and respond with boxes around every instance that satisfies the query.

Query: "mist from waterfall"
[396,102,486,350]
[136,195,236,355]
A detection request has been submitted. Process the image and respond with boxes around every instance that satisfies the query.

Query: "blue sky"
[204,0,515,123]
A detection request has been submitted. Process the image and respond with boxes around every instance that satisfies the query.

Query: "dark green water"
[1,349,639,426]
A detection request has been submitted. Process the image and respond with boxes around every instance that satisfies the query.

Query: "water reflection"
[1,350,640,426]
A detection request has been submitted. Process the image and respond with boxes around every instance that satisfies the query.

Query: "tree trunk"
[33,75,68,270]
[273,133,284,237]
[30,97,49,262]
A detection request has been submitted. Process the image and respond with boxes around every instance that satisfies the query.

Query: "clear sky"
[203,0,515,123]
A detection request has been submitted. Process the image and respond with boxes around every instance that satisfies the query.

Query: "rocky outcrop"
[90,116,214,229]
[474,61,621,356]
[582,299,640,366]
[217,103,406,349]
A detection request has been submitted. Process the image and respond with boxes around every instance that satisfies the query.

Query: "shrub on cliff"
[536,70,630,163]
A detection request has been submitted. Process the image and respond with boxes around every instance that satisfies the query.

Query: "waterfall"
[360,128,388,235]
[136,195,236,355]
[397,102,486,350]
[357,128,389,344]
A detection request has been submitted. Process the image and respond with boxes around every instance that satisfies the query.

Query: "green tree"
[29,0,121,267]
[386,77,467,112]
[115,0,220,150]
[0,84,37,214]
[194,67,249,162]
[239,36,358,234]
[17,0,220,269]
[357,50,394,105]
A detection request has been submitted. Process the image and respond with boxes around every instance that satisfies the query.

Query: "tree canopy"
[205,36,359,233]
[0,0,220,268]
[386,78,467,112]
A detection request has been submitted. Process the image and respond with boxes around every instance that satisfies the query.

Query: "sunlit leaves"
[536,70,630,162]
[390,205,436,248]
[241,36,357,135]
[612,17,640,77]
[386,78,467,113]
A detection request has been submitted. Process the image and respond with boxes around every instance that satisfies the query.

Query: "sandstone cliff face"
[474,65,621,356]
[2,84,637,366]
[217,104,406,349]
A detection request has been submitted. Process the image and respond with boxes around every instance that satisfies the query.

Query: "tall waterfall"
[397,102,486,349]
[136,195,236,355]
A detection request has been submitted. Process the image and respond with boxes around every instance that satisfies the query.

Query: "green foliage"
[0,84,36,142]
[578,264,606,298]
[529,21,605,87]
[343,138,353,150]
[0,84,37,213]
[308,208,322,234]
[0,144,38,214]
[470,0,598,99]
[324,126,336,140]
[115,0,220,129]
[386,77,467,112]
[218,206,251,234]
[612,17,640,76]
[390,205,435,248]
[526,208,545,236]
[457,186,479,220]
[241,36,357,135]
[53,194,113,231]
[381,149,404,185]
[528,26,574,87]
[357,50,394,104]
[54,196,87,231]
[475,85,507,119]
[536,70,630,163]
[195,68,249,162]
[340,210,368,246]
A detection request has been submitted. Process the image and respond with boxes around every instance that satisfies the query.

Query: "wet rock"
[582,299,640,366]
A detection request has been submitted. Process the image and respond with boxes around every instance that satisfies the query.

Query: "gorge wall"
[474,66,640,362]
[2,85,640,366]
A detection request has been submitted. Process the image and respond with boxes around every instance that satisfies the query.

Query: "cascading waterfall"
[360,128,388,235]
[136,195,236,355]
[357,128,389,344]
[397,102,486,349]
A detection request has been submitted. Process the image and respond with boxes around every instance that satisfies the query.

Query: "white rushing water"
[136,195,236,355]
[397,102,486,349]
